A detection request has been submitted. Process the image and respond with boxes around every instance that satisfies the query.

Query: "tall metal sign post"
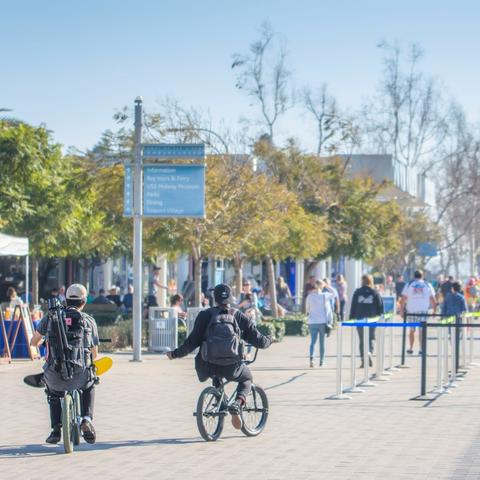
[128,98,205,362]
[132,97,143,362]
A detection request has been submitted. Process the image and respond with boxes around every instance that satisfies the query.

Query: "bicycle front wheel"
[195,386,224,441]
[62,394,75,453]
[241,385,269,437]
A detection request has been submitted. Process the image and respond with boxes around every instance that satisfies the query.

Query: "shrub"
[178,324,187,345]
[257,322,275,338]
[273,320,285,342]
[283,318,308,336]
[98,320,133,351]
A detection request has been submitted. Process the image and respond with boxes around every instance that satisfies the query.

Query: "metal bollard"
[327,322,351,400]
[468,314,479,367]
[443,325,450,389]
[398,311,410,368]
[462,314,468,369]
[373,324,389,381]
[449,324,458,388]
[432,326,445,394]
[344,323,364,393]
[386,313,399,372]
[420,320,427,396]
[359,321,377,387]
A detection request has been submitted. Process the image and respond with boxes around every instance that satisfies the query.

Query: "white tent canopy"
[0,233,30,302]
[0,233,29,256]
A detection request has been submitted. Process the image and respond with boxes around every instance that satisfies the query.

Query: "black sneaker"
[81,419,96,444]
[46,428,61,444]
[418,351,423,356]
[228,401,243,430]
[406,349,414,354]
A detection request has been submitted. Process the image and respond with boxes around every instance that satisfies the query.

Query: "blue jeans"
[309,323,327,362]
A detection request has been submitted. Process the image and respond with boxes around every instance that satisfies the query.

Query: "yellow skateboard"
[94,356,113,376]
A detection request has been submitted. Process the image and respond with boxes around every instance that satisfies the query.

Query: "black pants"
[357,326,376,358]
[47,384,95,428]
[196,356,252,400]
[339,300,346,322]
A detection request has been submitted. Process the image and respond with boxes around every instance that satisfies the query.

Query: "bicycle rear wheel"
[195,386,225,441]
[241,385,269,437]
[72,391,81,446]
[62,394,75,453]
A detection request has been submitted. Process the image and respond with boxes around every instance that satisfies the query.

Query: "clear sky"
[2,0,480,152]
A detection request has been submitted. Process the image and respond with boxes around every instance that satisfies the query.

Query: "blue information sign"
[124,164,205,218]
[417,242,438,257]
[142,143,205,159]
[124,164,133,216]
[143,165,205,217]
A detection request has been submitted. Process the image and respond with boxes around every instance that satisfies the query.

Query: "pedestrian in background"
[442,281,467,318]
[335,274,348,322]
[349,274,384,368]
[306,280,334,368]
[276,276,293,310]
[107,286,122,307]
[6,286,22,309]
[323,278,340,322]
[170,293,186,320]
[400,270,436,355]
[302,275,317,312]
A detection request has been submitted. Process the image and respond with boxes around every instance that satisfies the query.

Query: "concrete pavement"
[1,331,480,479]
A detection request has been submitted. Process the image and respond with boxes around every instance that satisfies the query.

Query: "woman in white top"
[306,280,334,368]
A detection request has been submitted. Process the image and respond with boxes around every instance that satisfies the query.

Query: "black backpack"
[47,303,88,380]
[201,307,243,366]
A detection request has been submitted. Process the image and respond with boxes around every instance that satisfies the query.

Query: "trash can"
[148,307,178,352]
[186,307,204,354]
[186,307,205,335]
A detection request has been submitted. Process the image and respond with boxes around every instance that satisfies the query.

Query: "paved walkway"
[1,329,480,479]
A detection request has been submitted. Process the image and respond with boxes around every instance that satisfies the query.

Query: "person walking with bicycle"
[30,284,99,445]
[166,283,273,430]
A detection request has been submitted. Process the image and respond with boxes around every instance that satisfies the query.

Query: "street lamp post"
[132,97,143,362]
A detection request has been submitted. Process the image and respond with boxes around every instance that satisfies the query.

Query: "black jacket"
[349,286,384,320]
[172,306,272,360]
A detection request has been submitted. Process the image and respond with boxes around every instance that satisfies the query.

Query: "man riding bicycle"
[30,284,99,445]
[167,283,272,430]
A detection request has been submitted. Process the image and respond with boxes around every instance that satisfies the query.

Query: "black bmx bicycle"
[61,389,82,454]
[194,349,269,441]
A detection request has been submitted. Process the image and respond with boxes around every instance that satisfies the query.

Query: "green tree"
[0,121,111,302]
[254,140,403,271]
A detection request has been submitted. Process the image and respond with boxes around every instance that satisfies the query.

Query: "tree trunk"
[234,254,243,298]
[193,255,202,307]
[83,258,89,290]
[266,256,278,317]
[31,258,39,305]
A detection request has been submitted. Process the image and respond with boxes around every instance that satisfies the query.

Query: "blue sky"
[2,0,480,151]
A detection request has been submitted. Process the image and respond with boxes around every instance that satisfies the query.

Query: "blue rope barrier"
[341,322,422,327]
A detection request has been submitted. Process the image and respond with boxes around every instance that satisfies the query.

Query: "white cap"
[66,284,87,300]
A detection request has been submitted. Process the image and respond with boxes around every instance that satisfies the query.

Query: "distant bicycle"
[194,349,269,441]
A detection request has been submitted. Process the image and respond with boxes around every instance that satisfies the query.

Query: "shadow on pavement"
[264,372,307,390]
[0,437,204,458]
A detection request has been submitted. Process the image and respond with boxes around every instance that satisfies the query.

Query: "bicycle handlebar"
[244,346,258,365]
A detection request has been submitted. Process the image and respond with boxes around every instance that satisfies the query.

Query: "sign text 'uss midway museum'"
[124,143,206,218]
